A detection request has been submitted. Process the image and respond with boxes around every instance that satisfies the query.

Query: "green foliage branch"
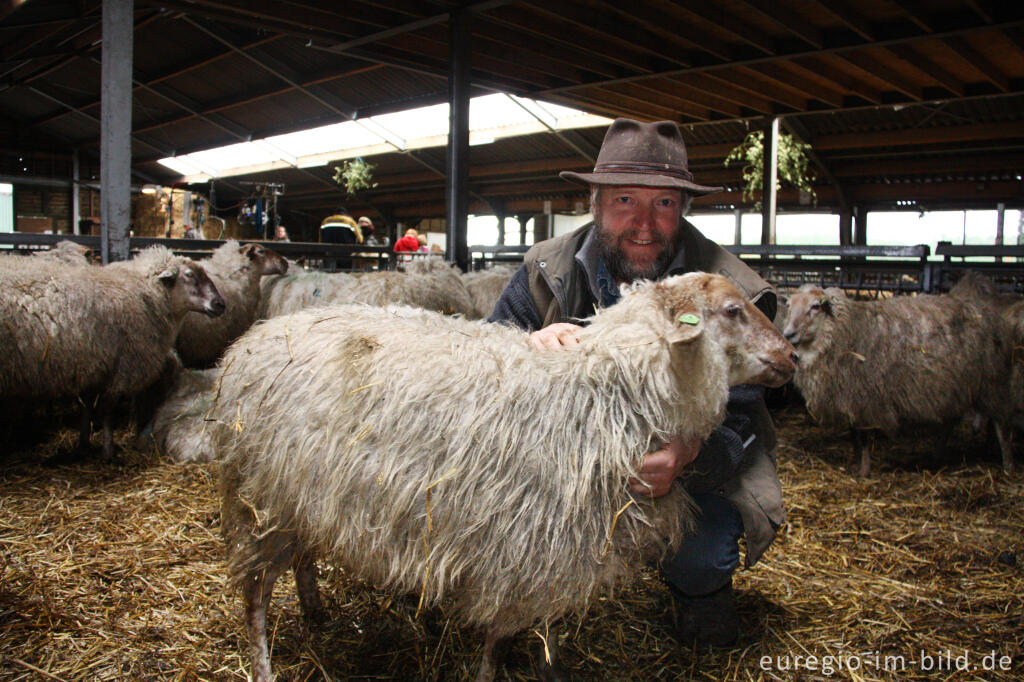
[724,130,817,210]
[332,158,378,197]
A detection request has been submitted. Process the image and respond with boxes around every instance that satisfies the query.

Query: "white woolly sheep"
[258,265,477,319]
[783,284,1015,475]
[949,269,1022,312]
[147,367,218,462]
[212,272,796,681]
[461,265,516,319]
[0,246,225,457]
[31,240,93,266]
[175,241,288,368]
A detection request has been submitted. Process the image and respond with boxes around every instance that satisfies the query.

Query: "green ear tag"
[678,313,700,325]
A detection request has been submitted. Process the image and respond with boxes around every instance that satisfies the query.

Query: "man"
[359,216,389,247]
[320,206,362,245]
[488,118,785,647]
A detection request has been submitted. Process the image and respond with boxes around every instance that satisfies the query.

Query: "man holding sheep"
[489,118,784,648]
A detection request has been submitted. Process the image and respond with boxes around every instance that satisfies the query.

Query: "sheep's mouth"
[205,300,226,317]
[758,358,796,387]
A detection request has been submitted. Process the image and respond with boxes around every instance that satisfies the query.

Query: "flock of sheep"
[1,239,1020,680]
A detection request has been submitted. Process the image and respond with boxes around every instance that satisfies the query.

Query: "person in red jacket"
[393,228,421,252]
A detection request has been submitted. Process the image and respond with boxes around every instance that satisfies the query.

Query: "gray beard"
[593,215,681,283]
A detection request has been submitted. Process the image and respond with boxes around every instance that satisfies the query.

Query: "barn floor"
[1,405,1021,681]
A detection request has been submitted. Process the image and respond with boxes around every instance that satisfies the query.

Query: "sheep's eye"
[724,304,742,318]
[810,302,821,311]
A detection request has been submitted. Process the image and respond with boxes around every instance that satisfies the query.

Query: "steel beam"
[446,8,471,271]
[101,0,132,263]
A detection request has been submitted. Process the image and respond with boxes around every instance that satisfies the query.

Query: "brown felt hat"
[560,118,723,196]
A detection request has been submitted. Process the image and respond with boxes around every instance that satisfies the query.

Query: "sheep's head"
[782,284,835,348]
[241,243,289,276]
[657,272,796,388]
[160,260,226,317]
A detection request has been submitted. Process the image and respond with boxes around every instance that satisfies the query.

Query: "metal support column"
[100,0,133,263]
[733,207,743,245]
[72,149,81,235]
[853,206,868,245]
[445,7,471,271]
[839,208,853,246]
[760,117,779,246]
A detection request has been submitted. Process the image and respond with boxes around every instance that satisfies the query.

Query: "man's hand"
[529,322,583,351]
[630,435,702,497]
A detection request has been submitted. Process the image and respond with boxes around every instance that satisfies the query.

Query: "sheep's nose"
[208,297,226,317]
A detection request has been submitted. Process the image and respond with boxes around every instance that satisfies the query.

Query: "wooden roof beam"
[885,1,936,33]
[964,1,995,25]
[738,63,844,108]
[654,2,778,55]
[810,0,875,41]
[883,45,965,96]
[684,70,803,111]
[809,120,1024,150]
[943,36,1010,91]
[731,0,823,48]
[512,1,691,70]
[787,56,884,104]
[584,0,738,62]
[835,51,923,100]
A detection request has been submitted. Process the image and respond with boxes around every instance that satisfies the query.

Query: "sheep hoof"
[539,660,572,682]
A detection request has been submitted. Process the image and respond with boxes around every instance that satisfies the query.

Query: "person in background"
[488,118,784,649]
[393,228,421,253]
[359,216,388,247]
[320,206,363,244]
[274,225,290,242]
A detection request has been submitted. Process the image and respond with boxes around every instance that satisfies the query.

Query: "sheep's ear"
[240,243,260,259]
[669,309,704,344]
[158,267,178,285]
[818,296,832,314]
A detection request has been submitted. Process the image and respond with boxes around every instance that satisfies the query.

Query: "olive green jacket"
[523,220,785,566]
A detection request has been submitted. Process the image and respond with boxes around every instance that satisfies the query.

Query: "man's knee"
[662,493,744,597]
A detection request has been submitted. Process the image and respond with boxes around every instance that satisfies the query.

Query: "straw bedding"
[1,405,1020,680]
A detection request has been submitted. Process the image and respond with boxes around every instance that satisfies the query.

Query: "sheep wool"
[213,271,795,681]
[784,284,1015,473]
[176,241,288,367]
[0,246,224,455]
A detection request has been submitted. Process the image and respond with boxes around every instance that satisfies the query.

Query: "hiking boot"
[671,581,739,648]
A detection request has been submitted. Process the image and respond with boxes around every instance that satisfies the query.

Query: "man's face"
[593,185,684,283]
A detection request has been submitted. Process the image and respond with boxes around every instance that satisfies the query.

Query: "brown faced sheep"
[175,241,288,368]
[0,246,224,457]
[212,272,796,681]
[783,284,1015,475]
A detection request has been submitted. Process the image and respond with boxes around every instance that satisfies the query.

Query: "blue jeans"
[662,493,744,597]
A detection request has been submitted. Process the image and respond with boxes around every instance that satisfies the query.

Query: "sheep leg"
[293,552,326,627]
[475,624,516,682]
[994,422,1015,473]
[852,429,871,477]
[537,628,570,682]
[101,406,116,459]
[243,564,287,682]
[77,398,92,451]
